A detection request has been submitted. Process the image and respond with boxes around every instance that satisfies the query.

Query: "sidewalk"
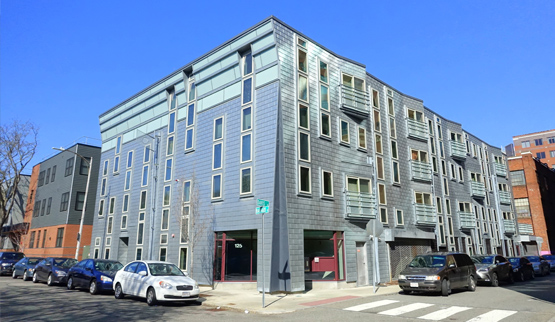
[198,284,401,314]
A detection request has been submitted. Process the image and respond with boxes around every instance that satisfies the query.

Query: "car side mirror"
[138,270,147,276]
[449,263,456,268]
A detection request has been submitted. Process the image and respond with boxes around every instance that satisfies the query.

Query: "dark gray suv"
[398,252,477,296]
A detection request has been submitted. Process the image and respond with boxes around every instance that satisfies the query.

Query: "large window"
[322,170,333,197]
[65,158,74,176]
[60,192,70,211]
[303,230,344,281]
[214,230,257,281]
[56,228,64,247]
[299,166,311,194]
[75,192,85,211]
[240,168,252,195]
[79,157,91,175]
[212,174,222,199]
[515,198,530,217]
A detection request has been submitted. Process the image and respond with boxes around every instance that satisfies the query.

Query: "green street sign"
[257,199,269,207]
[256,206,269,215]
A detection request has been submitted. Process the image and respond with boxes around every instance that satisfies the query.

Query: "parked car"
[470,255,513,286]
[67,259,123,294]
[113,260,200,306]
[398,252,477,297]
[525,256,550,276]
[508,257,535,281]
[542,255,555,271]
[12,257,44,281]
[0,252,25,275]
[33,257,78,286]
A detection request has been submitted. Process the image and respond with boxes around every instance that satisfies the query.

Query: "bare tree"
[0,121,38,250]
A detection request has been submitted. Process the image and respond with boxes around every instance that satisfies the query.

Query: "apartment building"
[90,16,518,292]
[24,143,101,260]
[509,152,555,254]
[510,129,555,168]
[0,175,31,251]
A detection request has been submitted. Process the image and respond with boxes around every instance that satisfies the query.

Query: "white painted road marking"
[344,299,399,312]
[466,309,518,322]
[378,302,435,316]
[418,306,472,320]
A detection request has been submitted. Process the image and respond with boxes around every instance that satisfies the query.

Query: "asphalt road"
[1,273,555,322]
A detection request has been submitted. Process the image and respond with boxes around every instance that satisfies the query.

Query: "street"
[1,274,555,322]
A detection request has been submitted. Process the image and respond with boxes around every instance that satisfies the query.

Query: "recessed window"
[60,192,69,211]
[299,104,309,130]
[299,132,311,162]
[377,156,384,180]
[436,197,443,213]
[124,170,132,191]
[387,97,394,115]
[242,78,253,105]
[139,191,147,210]
[298,75,308,102]
[165,158,173,181]
[391,141,398,159]
[74,192,85,211]
[159,248,167,262]
[144,145,151,163]
[407,109,424,122]
[101,178,107,196]
[378,184,386,205]
[214,117,224,140]
[186,104,195,127]
[163,185,171,207]
[160,234,168,245]
[392,161,400,184]
[185,128,194,150]
[166,136,174,156]
[107,217,113,234]
[389,118,396,138]
[65,158,74,177]
[320,85,329,110]
[213,143,223,169]
[183,181,191,203]
[113,156,120,173]
[375,134,382,154]
[127,151,134,168]
[115,136,122,154]
[372,90,379,109]
[98,200,105,217]
[373,110,380,132]
[240,168,252,195]
[536,152,546,159]
[142,165,149,186]
[122,194,129,213]
[340,120,350,144]
[168,112,176,134]
[242,52,253,76]
[535,138,543,146]
[380,207,388,224]
[396,209,404,226]
[299,166,311,194]
[358,127,367,150]
[241,133,252,163]
[298,49,307,73]
[320,112,331,138]
[322,170,333,197]
[108,197,115,215]
[161,209,169,230]
[241,106,252,132]
[297,37,307,48]
[319,61,328,83]
[212,174,222,199]
[415,192,432,205]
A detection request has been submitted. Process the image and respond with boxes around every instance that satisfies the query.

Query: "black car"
[508,257,535,281]
[398,252,477,296]
[67,259,124,294]
[525,256,551,276]
[0,252,25,275]
[470,255,513,286]
[32,257,78,286]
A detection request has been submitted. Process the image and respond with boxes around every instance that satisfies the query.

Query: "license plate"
[182,292,190,297]
[410,282,419,288]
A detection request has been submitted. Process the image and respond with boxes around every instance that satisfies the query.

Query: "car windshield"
[508,258,520,265]
[527,256,540,262]
[148,263,185,276]
[408,255,446,268]
[94,261,123,271]
[1,253,24,260]
[54,258,78,268]
[28,258,42,265]
[543,255,555,260]
[471,256,494,264]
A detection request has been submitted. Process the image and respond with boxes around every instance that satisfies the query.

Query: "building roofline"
[367,71,423,102]
[512,129,555,140]
[38,142,101,165]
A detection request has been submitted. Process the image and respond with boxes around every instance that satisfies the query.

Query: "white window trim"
[298,131,311,162]
[95,237,101,246]
[375,133,383,154]
[107,216,113,234]
[213,116,225,141]
[297,47,308,74]
[143,145,151,163]
[378,183,387,205]
[179,247,189,270]
[320,111,331,138]
[159,247,168,261]
[105,236,112,247]
[166,136,175,156]
[108,197,116,215]
[357,126,367,150]
[298,74,309,103]
[298,103,310,130]
[376,156,385,180]
[241,106,253,133]
[124,170,132,191]
[141,165,149,187]
[392,160,400,184]
[372,88,380,109]
[115,136,122,155]
[318,59,328,84]
[211,174,223,199]
[339,119,350,144]
[163,185,171,207]
[98,199,105,217]
[121,214,127,230]
[240,167,253,195]
[319,84,329,111]
[213,142,223,170]
[379,207,388,224]
[164,158,173,182]
[321,169,334,198]
[168,111,176,134]
[127,150,134,168]
[161,208,170,231]
[240,133,252,164]
[299,165,311,194]
[135,247,143,260]
[241,77,253,105]
[113,156,120,174]
[395,209,404,226]
[160,233,168,245]
[122,194,129,213]
[139,190,147,210]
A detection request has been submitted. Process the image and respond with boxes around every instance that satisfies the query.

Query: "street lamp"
[53,147,92,260]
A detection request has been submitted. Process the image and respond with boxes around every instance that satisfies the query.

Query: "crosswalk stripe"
[379,303,435,316]
[418,306,472,320]
[344,300,399,312]
[466,309,517,322]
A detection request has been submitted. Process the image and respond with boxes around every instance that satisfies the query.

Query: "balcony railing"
[499,191,512,205]
[518,223,534,235]
[406,118,428,141]
[414,203,436,226]
[494,163,507,177]
[458,212,476,230]
[450,141,467,160]
[345,191,376,220]
[503,219,516,234]
[340,85,370,117]
[410,160,432,182]
[471,181,486,198]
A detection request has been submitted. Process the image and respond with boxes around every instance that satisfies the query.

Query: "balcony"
[340,84,370,118]
[450,141,466,160]
[406,118,428,141]
[414,203,436,226]
[518,223,534,235]
[499,191,512,205]
[494,163,507,177]
[345,191,376,220]
[471,181,486,198]
[503,219,516,234]
[410,160,432,182]
[458,212,476,230]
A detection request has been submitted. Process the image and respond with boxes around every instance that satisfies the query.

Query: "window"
[299,132,311,162]
[299,166,311,194]
[168,111,176,133]
[163,186,171,207]
[340,120,350,144]
[298,48,307,73]
[242,78,252,104]
[514,198,530,217]
[396,209,404,226]
[40,199,46,216]
[109,197,115,215]
[137,212,145,245]
[299,104,309,129]
[536,152,546,159]
[160,234,168,245]
[106,237,112,247]
[165,158,173,181]
[415,192,432,205]
[319,61,328,83]
[392,161,400,184]
[103,160,109,176]
[144,145,151,163]
[45,168,50,185]
[510,170,525,186]
[450,132,463,143]
[443,178,449,196]
[458,166,464,181]
[535,138,543,146]
[241,106,252,132]
[212,174,222,199]
[159,248,167,262]
[470,172,482,183]
[445,199,451,215]
[60,192,69,211]
[51,166,56,182]
[548,137,555,144]
[358,127,367,150]
[56,228,64,247]
[322,170,333,197]
[521,140,530,148]
[320,112,331,137]
[124,170,132,191]
[437,124,442,139]
[389,118,396,138]
[450,163,456,179]
[113,156,120,173]
[373,110,381,132]
[213,143,223,169]
[241,168,252,195]
[241,133,252,162]
[375,134,382,154]
[98,200,104,217]
[185,104,195,151]
[380,207,388,224]
[127,151,134,168]
[437,197,443,213]
[377,156,384,180]
[115,136,122,154]
[29,231,35,248]
[458,202,472,213]
[387,97,395,116]
[135,248,142,260]
[183,181,191,203]
[438,216,446,245]
[46,198,52,215]
[188,81,196,102]
[372,89,379,108]
[161,209,169,230]
[378,184,386,205]
[407,109,424,122]
[122,194,129,213]
[139,191,147,210]
[166,136,174,156]
[107,216,113,234]
[441,161,447,176]
[79,157,91,175]
[243,52,253,76]
[390,141,398,159]
[142,165,149,186]
[65,158,74,176]
[75,192,85,211]
[550,150,555,158]
[298,74,308,102]
[181,207,190,243]
[104,248,110,260]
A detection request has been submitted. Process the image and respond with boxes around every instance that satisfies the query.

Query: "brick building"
[509,129,555,168]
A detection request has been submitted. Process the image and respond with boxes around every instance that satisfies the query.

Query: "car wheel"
[32,272,39,283]
[89,280,98,295]
[23,270,30,281]
[67,277,75,290]
[12,270,18,279]
[467,275,476,292]
[508,272,514,284]
[114,283,124,299]
[146,287,157,306]
[491,273,499,287]
[441,279,450,297]
[47,274,54,286]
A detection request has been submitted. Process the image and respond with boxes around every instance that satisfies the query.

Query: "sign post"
[256,199,269,308]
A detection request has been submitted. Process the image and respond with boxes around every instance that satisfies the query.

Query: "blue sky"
[2,1,554,174]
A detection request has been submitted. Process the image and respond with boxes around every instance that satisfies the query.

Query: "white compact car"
[113,260,200,306]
